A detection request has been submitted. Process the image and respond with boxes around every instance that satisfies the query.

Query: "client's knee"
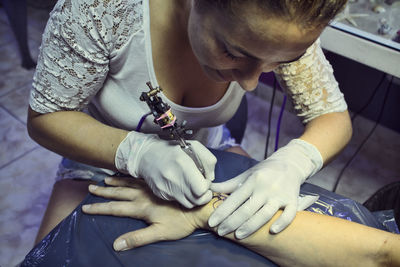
[50,179,96,210]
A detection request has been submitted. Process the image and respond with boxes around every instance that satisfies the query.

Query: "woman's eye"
[224,49,238,61]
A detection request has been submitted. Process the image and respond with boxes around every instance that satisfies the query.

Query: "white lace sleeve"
[274,39,347,124]
[29,0,143,113]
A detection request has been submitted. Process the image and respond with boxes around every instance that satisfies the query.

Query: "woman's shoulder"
[51,0,145,52]
[54,0,144,20]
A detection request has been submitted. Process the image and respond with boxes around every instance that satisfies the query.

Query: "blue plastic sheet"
[22,150,397,266]
[372,210,400,234]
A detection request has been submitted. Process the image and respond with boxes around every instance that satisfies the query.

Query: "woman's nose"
[232,65,263,91]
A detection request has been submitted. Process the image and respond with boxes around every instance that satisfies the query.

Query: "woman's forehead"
[210,7,321,59]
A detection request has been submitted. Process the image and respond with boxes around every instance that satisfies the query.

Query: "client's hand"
[82,177,208,251]
[209,139,322,238]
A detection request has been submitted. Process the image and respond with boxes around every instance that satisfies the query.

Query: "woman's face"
[187,2,323,91]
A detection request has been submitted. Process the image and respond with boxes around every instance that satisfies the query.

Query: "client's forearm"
[195,198,400,267]
[82,177,400,266]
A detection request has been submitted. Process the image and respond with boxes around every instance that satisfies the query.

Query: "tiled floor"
[0,4,399,267]
[0,5,62,267]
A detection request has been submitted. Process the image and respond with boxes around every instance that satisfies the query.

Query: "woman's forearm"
[27,107,128,170]
[196,198,400,267]
[300,110,352,165]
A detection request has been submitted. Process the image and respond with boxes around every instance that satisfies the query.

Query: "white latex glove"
[115,131,216,208]
[209,139,323,239]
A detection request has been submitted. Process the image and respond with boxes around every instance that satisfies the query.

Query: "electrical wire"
[264,75,277,159]
[351,73,387,121]
[136,112,151,132]
[332,75,394,192]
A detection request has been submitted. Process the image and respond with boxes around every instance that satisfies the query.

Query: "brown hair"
[194,0,347,29]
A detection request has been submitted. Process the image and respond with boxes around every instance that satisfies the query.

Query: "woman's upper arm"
[273,39,348,124]
[29,0,141,115]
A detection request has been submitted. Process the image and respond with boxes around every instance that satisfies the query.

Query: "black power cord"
[333,75,394,192]
[265,74,277,159]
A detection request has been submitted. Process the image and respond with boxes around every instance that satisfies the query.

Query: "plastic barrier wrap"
[372,210,400,234]
[22,150,397,266]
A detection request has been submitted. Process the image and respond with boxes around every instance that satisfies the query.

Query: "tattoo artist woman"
[27,0,352,244]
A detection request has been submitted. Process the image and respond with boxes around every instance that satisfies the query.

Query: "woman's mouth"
[216,69,228,80]
[203,65,231,82]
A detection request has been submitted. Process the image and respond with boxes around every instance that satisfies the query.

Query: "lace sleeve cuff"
[274,39,347,124]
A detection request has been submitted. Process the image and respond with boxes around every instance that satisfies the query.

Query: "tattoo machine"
[140,82,206,176]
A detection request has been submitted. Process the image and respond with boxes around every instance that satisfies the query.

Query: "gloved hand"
[115,131,216,208]
[209,139,323,239]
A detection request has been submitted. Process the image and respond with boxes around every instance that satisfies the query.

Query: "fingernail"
[105,177,113,183]
[114,239,128,251]
[270,225,280,234]
[217,227,228,236]
[82,204,91,212]
[235,229,246,239]
[88,185,97,191]
[208,217,218,228]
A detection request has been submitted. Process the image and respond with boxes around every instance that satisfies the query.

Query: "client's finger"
[82,201,140,217]
[104,177,146,188]
[88,184,138,201]
[113,224,165,251]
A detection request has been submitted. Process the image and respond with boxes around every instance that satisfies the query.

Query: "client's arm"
[83,177,400,267]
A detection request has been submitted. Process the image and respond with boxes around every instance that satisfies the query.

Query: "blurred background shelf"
[320,0,400,78]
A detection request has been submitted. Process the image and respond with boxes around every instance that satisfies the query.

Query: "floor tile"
[0,108,37,168]
[27,5,51,35]
[331,118,400,202]
[0,83,31,123]
[27,22,45,45]
[0,9,46,48]
[0,7,8,24]
[0,20,14,46]
[0,40,38,97]
[0,146,61,267]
